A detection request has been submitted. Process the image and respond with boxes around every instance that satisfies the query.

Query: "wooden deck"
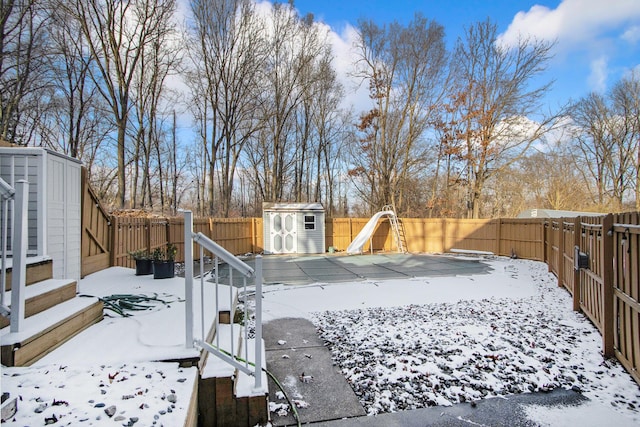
[1,258,104,367]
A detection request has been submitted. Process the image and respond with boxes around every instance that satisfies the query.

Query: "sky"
[288,0,640,111]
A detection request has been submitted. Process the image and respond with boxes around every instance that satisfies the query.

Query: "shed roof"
[516,208,603,218]
[263,202,324,212]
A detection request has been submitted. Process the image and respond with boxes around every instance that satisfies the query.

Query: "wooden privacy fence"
[98,216,547,271]
[110,217,263,268]
[328,217,544,260]
[544,213,640,386]
[81,168,112,277]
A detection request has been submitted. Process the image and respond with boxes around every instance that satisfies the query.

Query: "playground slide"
[346,210,395,254]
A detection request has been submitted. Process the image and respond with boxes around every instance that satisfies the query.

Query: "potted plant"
[129,249,153,276]
[152,243,177,279]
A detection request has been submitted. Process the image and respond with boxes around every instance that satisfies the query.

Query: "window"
[304,215,315,230]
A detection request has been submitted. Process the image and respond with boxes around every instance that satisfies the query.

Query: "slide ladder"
[346,206,406,254]
[383,205,406,253]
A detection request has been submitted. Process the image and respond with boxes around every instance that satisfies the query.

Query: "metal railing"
[0,178,29,331]
[182,210,263,390]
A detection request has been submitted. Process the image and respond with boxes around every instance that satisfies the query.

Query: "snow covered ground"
[257,256,640,426]
[2,255,639,426]
[1,267,219,426]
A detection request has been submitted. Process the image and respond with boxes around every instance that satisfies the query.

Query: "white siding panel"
[45,154,81,281]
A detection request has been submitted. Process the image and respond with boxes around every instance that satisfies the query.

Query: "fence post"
[543,220,548,267]
[558,219,565,288]
[441,219,447,253]
[495,218,502,256]
[110,215,118,267]
[10,180,28,333]
[145,218,152,254]
[572,216,581,312]
[184,210,194,349]
[601,213,614,357]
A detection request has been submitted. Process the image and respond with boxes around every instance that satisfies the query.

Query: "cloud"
[325,24,372,112]
[622,25,640,44]
[498,0,640,48]
[588,56,609,92]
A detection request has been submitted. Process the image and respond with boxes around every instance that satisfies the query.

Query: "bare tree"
[247,4,329,203]
[186,0,266,216]
[445,19,554,218]
[0,0,52,144]
[350,13,447,214]
[570,74,640,210]
[62,0,177,209]
[129,6,181,212]
[31,0,116,176]
[610,70,640,210]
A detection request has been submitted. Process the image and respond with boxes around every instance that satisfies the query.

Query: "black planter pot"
[135,259,153,276]
[153,260,175,279]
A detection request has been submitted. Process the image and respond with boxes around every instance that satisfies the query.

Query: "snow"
[2,362,197,426]
[258,257,640,425]
[2,255,640,426]
[1,266,224,425]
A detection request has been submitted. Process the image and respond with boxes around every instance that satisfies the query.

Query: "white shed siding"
[262,203,325,254]
[45,152,81,282]
[0,147,81,282]
[296,211,324,253]
[262,218,271,253]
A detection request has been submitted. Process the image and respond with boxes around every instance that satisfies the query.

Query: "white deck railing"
[182,210,263,390]
[0,178,29,331]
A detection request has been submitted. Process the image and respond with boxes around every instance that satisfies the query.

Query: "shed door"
[270,212,297,254]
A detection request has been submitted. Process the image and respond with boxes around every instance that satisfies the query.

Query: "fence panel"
[612,212,640,385]
[402,219,446,253]
[499,218,544,260]
[210,218,258,255]
[560,219,576,295]
[111,217,149,268]
[578,216,606,332]
[148,218,169,256]
[80,168,111,277]
[546,220,560,277]
[444,219,495,253]
[328,218,354,251]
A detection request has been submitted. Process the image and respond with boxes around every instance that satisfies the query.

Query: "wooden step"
[234,337,269,427]
[0,279,77,329]
[198,323,269,427]
[0,296,103,366]
[218,286,239,325]
[2,256,53,290]
[199,323,242,427]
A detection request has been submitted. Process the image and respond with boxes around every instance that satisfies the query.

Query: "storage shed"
[0,147,82,282]
[263,203,325,254]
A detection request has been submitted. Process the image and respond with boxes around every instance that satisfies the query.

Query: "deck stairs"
[196,285,269,427]
[0,257,103,367]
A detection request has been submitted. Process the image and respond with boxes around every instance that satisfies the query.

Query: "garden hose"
[79,293,180,317]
